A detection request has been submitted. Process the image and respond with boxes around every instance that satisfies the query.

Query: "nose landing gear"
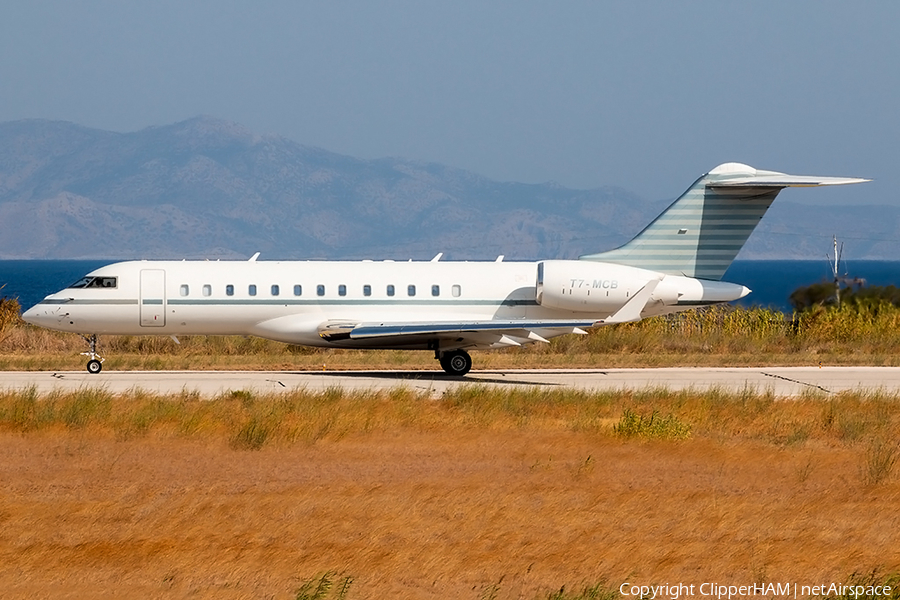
[436,349,472,376]
[80,334,105,374]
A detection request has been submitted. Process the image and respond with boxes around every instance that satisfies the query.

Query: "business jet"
[23,163,868,375]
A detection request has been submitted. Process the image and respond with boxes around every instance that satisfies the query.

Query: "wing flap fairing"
[316,318,598,350]
[347,320,598,340]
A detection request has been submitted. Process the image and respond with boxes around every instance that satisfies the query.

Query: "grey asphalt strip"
[2,367,899,397]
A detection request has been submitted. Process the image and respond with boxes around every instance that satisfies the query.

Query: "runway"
[3,366,900,397]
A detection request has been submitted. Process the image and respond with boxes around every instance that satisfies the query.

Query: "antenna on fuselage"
[249,252,260,262]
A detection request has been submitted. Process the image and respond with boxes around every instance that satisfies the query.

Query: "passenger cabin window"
[452,284,461,297]
[317,284,325,297]
[68,276,118,289]
[338,284,347,296]
[293,285,302,296]
[249,284,257,296]
[202,284,212,297]
[180,284,189,297]
[363,284,371,297]
[226,284,234,296]
[387,285,395,297]
[271,284,280,296]
[408,285,416,297]
[432,285,440,297]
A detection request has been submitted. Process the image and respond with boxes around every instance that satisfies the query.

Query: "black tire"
[87,359,102,374]
[439,350,472,376]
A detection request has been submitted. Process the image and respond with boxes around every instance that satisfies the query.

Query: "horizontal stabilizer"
[710,175,870,188]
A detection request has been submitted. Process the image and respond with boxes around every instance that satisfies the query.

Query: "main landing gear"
[81,334,104,374]
[436,349,472,376]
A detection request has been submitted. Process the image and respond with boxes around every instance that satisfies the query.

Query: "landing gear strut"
[81,334,104,374]
[437,349,472,376]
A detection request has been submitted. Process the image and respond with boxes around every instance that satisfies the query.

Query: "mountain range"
[0,117,893,260]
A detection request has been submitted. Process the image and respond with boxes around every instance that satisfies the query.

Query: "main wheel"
[87,359,103,374]
[439,350,472,376]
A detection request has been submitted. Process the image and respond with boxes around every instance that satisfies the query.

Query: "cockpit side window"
[68,277,93,289]
[68,276,117,289]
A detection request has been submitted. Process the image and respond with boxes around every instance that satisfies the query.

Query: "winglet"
[599,278,661,324]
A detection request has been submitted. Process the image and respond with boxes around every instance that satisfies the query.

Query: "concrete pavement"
[2,367,900,397]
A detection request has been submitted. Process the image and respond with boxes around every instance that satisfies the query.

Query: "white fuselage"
[23,259,748,350]
[20,162,867,375]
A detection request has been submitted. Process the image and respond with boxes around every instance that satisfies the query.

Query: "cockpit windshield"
[68,276,118,289]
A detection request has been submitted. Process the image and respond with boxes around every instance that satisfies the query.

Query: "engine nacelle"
[536,260,677,313]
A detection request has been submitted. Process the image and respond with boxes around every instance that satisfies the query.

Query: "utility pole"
[829,235,843,306]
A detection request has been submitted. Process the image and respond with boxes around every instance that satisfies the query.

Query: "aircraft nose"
[739,286,751,299]
[22,303,62,328]
[22,304,42,325]
[21,298,78,331]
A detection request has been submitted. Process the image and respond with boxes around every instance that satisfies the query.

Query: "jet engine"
[536,260,678,314]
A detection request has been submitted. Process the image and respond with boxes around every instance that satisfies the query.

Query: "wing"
[318,318,596,349]
[316,279,661,350]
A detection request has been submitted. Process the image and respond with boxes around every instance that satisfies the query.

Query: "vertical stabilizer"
[579,163,868,281]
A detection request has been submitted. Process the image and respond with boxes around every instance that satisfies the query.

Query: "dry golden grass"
[1,387,899,599]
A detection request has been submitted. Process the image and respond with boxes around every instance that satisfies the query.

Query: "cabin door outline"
[140,269,166,327]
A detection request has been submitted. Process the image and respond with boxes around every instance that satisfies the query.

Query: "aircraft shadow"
[282,370,561,386]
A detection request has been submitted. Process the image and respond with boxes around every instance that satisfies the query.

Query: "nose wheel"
[80,334,105,374]
[437,349,472,376]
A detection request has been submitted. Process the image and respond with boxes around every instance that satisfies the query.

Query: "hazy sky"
[1,1,895,206]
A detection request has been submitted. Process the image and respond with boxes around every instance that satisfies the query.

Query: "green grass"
[295,571,354,600]
[613,407,692,440]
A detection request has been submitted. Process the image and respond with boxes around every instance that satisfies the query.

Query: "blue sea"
[2,259,900,313]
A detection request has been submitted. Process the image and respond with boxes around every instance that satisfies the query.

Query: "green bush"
[613,408,691,440]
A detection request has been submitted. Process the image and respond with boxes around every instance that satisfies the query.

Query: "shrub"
[0,294,22,340]
[861,438,898,485]
[613,408,691,440]
[295,571,353,600]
